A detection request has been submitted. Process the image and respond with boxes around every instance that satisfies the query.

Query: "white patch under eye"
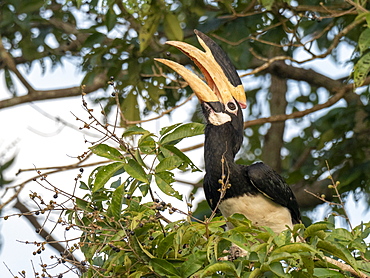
[208,112,231,126]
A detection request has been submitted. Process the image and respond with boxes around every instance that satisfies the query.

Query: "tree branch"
[324,256,368,278]
[0,72,107,110]
[262,66,288,172]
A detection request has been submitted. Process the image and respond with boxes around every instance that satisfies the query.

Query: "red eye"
[227,102,236,110]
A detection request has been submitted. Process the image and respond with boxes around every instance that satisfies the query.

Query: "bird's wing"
[246,162,301,224]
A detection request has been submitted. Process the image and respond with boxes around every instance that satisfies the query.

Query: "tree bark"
[262,74,287,172]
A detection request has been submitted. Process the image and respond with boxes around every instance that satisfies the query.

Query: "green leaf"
[200,261,237,278]
[139,12,161,53]
[81,242,99,262]
[227,213,253,228]
[134,148,147,168]
[150,258,181,277]
[358,28,370,54]
[313,268,345,278]
[268,261,289,277]
[76,198,89,210]
[123,159,149,183]
[138,133,156,154]
[79,181,89,190]
[272,242,319,255]
[328,228,353,242]
[354,52,370,87]
[105,8,117,32]
[160,123,182,136]
[90,162,125,192]
[180,251,206,277]
[301,255,315,276]
[76,0,82,8]
[107,184,124,220]
[162,145,201,172]
[156,232,176,258]
[4,69,16,96]
[110,177,121,189]
[121,91,140,122]
[18,0,45,13]
[316,240,358,271]
[155,171,182,200]
[122,126,149,137]
[155,156,183,172]
[160,123,204,145]
[84,32,106,48]
[164,13,183,41]
[357,260,370,275]
[136,237,155,259]
[304,221,333,238]
[260,0,274,10]
[90,144,125,161]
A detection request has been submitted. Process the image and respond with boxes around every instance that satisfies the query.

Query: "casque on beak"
[155,30,246,109]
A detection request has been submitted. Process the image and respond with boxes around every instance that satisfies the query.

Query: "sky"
[0,43,370,277]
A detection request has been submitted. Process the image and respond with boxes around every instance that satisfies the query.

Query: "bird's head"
[156,30,246,153]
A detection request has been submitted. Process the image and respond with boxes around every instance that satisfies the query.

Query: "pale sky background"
[0,43,369,277]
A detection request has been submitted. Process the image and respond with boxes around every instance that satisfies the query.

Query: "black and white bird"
[156,30,301,233]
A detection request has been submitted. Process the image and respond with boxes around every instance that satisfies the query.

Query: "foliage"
[70,122,370,277]
[4,100,368,277]
[1,0,370,212]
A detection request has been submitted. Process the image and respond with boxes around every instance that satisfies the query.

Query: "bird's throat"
[204,124,239,185]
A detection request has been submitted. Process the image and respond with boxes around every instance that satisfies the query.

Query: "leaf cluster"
[69,120,370,278]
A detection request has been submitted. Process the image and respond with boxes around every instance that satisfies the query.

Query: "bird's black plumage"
[202,99,301,228]
[156,30,301,231]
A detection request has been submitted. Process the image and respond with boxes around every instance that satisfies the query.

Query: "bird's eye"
[227,102,236,110]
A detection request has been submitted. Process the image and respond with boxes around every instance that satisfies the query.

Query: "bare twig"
[13,200,84,273]
[325,161,353,231]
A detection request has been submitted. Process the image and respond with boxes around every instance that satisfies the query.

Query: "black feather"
[246,162,301,224]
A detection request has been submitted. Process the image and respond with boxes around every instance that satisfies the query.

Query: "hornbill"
[156,30,301,233]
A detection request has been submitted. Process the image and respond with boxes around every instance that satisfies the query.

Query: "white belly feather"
[219,193,293,233]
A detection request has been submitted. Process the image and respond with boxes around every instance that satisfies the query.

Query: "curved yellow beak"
[155,30,246,109]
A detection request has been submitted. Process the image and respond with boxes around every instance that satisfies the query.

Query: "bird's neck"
[204,125,238,175]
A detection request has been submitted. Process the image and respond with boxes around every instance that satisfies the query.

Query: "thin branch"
[13,200,84,273]
[326,161,353,230]
[345,0,368,13]
[243,16,366,76]
[244,83,348,128]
